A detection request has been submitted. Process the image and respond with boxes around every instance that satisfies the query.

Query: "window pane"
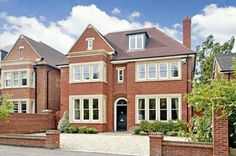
[137,35,143,49]
[21,71,27,86]
[84,110,89,120]
[149,110,156,120]
[149,99,156,109]
[83,99,89,109]
[93,110,99,120]
[5,72,11,87]
[92,64,99,80]
[148,64,157,79]
[171,110,178,120]
[74,99,80,109]
[82,66,90,80]
[171,98,179,120]
[118,69,123,81]
[74,110,80,120]
[160,98,167,109]
[138,110,145,120]
[74,99,80,120]
[129,36,135,50]
[13,72,19,86]
[73,66,80,81]
[21,102,27,113]
[138,99,145,109]
[171,98,179,109]
[160,63,167,78]
[160,110,167,120]
[93,99,98,109]
[13,102,18,113]
[171,62,179,77]
[87,40,93,50]
[138,64,145,79]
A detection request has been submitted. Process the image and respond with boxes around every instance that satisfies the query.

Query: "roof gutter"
[111,53,195,64]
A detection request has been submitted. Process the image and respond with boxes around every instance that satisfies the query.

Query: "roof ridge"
[105,27,155,36]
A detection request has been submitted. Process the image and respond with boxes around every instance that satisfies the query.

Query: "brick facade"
[60,24,195,132]
[1,35,61,114]
[0,113,56,134]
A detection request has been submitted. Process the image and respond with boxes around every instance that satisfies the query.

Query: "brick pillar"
[45,130,60,149]
[213,111,228,156]
[149,132,164,156]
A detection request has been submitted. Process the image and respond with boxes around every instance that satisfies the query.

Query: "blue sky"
[0,0,236,53]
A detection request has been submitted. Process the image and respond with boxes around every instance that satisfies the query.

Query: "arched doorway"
[114,98,127,131]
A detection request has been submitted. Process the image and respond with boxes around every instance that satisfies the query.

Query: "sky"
[0,0,236,53]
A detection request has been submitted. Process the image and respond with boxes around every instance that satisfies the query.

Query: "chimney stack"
[183,16,191,49]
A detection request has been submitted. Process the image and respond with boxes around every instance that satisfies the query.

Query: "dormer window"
[19,46,24,59]
[128,34,145,51]
[86,38,94,50]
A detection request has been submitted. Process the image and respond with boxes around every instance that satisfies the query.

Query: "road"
[0,145,132,156]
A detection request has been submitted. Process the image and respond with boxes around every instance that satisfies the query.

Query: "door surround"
[114,97,127,131]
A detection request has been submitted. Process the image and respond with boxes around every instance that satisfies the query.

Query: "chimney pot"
[183,16,191,49]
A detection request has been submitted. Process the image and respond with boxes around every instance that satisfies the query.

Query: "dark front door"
[117,106,127,131]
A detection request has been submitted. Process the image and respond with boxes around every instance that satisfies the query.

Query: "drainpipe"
[46,68,51,110]
[33,66,37,113]
[186,56,189,122]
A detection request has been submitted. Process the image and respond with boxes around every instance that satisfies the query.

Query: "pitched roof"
[105,27,193,61]
[215,53,236,72]
[23,35,67,67]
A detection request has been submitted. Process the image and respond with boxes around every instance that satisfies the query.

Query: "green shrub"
[134,120,186,135]
[69,127,78,133]
[139,131,148,135]
[134,127,141,135]
[79,126,98,134]
[57,112,69,133]
[140,120,152,133]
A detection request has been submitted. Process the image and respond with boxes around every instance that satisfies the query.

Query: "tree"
[195,35,235,84]
[0,95,14,121]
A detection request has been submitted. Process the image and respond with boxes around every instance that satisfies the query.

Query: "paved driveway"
[0,145,128,156]
[60,133,149,156]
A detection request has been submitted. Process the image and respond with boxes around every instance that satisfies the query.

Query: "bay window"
[70,95,106,123]
[136,95,181,123]
[13,101,27,113]
[70,61,106,83]
[136,61,181,81]
[3,70,30,88]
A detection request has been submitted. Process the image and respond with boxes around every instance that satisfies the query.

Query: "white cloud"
[191,4,236,51]
[0,4,180,53]
[112,7,121,15]
[128,11,141,21]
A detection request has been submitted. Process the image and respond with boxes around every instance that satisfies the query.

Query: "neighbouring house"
[213,53,236,80]
[1,35,67,114]
[58,17,195,132]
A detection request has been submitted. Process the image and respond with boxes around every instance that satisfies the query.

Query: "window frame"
[128,34,145,51]
[87,39,94,50]
[147,63,157,80]
[117,68,124,83]
[73,99,81,121]
[159,63,168,79]
[170,62,180,79]
[135,95,181,123]
[137,64,146,80]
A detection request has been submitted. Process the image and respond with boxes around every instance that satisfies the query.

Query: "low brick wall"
[0,113,56,134]
[150,133,213,156]
[0,130,60,149]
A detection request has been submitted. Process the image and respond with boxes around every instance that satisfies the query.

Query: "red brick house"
[1,35,66,114]
[59,17,195,132]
